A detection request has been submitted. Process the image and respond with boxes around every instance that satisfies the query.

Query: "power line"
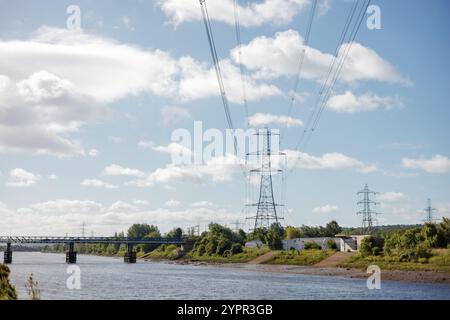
[281,0,318,142]
[286,0,371,177]
[233,0,250,127]
[199,0,247,179]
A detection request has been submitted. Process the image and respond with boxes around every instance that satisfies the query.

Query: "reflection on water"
[7,252,450,300]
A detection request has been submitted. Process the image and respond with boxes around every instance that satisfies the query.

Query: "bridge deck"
[0,236,186,245]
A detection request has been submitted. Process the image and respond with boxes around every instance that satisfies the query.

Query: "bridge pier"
[124,243,136,263]
[3,242,12,264]
[65,242,77,264]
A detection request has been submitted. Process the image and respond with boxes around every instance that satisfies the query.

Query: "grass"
[187,247,271,263]
[266,249,335,265]
[141,244,182,260]
[338,249,450,272]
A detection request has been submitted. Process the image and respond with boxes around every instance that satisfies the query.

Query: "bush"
[360,236,383,257]
[325,239,337,250]
[0,265,17,300]
[304,242,321,250]
[231,243,243,255]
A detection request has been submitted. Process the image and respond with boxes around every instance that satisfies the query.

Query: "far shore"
[142,257,450,285]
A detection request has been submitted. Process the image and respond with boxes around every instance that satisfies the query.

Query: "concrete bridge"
[0,236,188,264]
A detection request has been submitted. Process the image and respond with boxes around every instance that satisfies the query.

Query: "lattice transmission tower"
[424,198,438,224]
[246,128,284,230]
[357,184,381,234]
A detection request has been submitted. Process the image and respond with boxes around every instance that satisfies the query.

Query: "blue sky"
[0,0,449,236]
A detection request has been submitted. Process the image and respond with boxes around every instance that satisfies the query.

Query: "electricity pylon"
[357,184,381,234]
[246,128,284,230]
[424,198,438,224]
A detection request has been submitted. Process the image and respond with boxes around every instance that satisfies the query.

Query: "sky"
[0,0,449,236]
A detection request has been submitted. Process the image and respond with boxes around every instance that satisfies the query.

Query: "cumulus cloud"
[248,113,303,127]
[378,192,406,202]
[0,200,242,235]
[6,168,40,187]
[128,154,244,187]
[103,164,145,177]
[285,150,377,173]
[0,27,278,156]
[326,91,403,113]
[402,155,450,173]
[191,201,214,208]
[155,0,310,27]
[81,179,119,189]
[160,106,191,126]
[232,30,410,84]
[165,199,181,207]
[313,205,338,214]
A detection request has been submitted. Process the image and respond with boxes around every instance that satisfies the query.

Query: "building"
[245,240,264,248]
[281,237,340,250]
[335,234,370,252]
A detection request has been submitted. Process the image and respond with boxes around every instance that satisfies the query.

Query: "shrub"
[0,265,17,300]
[304,242,321,250]
[360,236,383,257]
[231,243,243,255]
[325,239,337,250]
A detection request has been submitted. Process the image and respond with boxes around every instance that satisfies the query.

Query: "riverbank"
[141,250,450,285]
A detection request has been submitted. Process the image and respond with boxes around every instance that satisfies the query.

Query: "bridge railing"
[0,236,187,245]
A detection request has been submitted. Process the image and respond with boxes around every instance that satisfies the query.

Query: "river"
[6,252,450,300]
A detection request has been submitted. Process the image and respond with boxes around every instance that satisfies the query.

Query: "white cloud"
[103,164,145,177]
[48,174,58,180]
[6,168,40,187]
[133,199,150,206]
[160,106,191,126]
[248,113,303,127]
[155,0,310,27]
[191,201,214,208]
[151,142,193,158]
[0,27,279,156]
[0,200,241,235]
[378,192,406,202]
[232,30,410,84]
[88,149,100,157]
[165,199,181,207]
[108,136,125,144]
[128,154,243,187]
[326,91,403,113]
[137,139,154,149]
[313,205,338,214]
[81,179,119,189]
[285,150,377,173]
[402,155,450,174]
[121,16,135,31]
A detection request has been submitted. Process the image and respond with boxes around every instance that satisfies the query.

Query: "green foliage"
[266,223,285,250]
[325,239,338,250]
[269,249,334,265]
[166,227,183,239]
[192,223,245,258]
[360,236,384,257]
[0,264,17,300]
[127,224,159,238]
[286,226,301,240]
[146,244,182,260]
[303,242,321,250]
[325,221,342,237]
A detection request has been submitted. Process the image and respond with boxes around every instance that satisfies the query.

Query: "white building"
[335,235,370,252]
[282,237,339,250]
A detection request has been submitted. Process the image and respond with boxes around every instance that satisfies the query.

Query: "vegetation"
[188,247,270,263]
[0,264,17,300]
[143,244,183,260]
[304,242,322,250]
[25,274,40,300]
[284,221,342,238]
[340,218,450,272]
[268,249,334,265]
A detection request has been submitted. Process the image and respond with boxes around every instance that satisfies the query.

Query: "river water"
[6,252,450,300]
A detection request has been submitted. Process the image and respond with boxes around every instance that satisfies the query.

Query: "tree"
[166,227,183,239]
[325,221,342,237]
[266,223,285,250]
[127,224,159,238]
[0,264,17,300]
[286,226,301,240]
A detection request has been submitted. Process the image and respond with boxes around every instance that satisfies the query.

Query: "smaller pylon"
[356,184,381,234]
[424,198,438,224]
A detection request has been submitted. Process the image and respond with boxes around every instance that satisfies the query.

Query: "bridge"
[0,236,188,264]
